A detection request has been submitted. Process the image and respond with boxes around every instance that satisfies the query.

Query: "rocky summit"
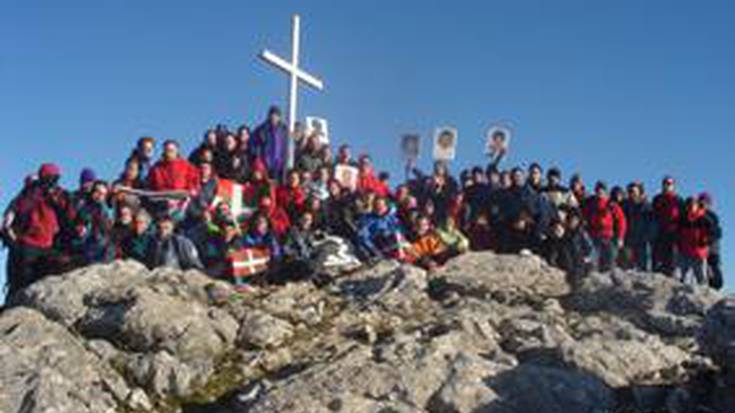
[0,253,733,413]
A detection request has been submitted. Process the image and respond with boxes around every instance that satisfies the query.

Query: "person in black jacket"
[699,193,723,289]
[541,218,575,274]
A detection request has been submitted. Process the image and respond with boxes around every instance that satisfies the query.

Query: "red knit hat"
[38,163,61,179]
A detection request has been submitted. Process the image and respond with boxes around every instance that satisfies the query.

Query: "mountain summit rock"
[0,253,732,413]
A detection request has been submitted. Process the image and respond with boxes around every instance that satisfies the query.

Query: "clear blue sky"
[1,0,733,293]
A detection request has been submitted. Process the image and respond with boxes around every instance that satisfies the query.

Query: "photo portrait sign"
[485,123,512,158]
[433,126,458,161]
[400,133,421,164]
[305,116,329,145]
[334,164,359,192]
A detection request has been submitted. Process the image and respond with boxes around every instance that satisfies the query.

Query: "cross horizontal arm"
[260,49,324,90]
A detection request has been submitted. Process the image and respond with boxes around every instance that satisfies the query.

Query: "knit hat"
[80,168,96,186]
[38,163,61,179]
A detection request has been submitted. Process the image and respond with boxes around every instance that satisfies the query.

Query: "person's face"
[628,186,641,202]
[269,112,281,125]
[596,187,608,199]
[501,173,512,189]
[142,141,155,159]
[163,143,179,161]
[252,170,264,181]
[201,148,214,163]
[288,172,300,187]
[473,171,485,184]
[548,174,560,187]
[125,162,140,180]
[200,164,213,181]
[91,184,108,203]
[133,216,150,235]
[255,217,269,235]
[317,167,330,182]
[206,131,217,146]
[328,181,341,197]
[309,197,321,211]
[158,220,175,238]
[488,172,500,186]
[530,168,542,184]
[663,180,675,194]
[374,198,388,215]
[417,218,431,236]
[118,207,133,225]
[224,135,237,151]
[239,129,250,143]
[512,171,525,187]
[339,147,351,161]
[300,213,314,230]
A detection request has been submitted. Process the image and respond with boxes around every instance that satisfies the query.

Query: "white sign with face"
[433,126,458,161]
[486,124,512,157]
[401,133,421,163]
[305,116,329,145]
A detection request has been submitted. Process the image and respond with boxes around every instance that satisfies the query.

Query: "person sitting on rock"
[408,215,448,270]
[72,180,115,265]
[279,211,321,283]
[465,211,497,251]
[355,196,404,260]
[541,218,576,274]
[276,169,307,219]
[147,214,204,271]
[120,209,155,266]
[498,208,538,255]
[437,215,470,257]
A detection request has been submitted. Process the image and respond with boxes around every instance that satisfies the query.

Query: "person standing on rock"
[252,106,289,181]
[676,197,712,285]
[1,164,70,297]
[698,193,723,289]
[652,176,684,276]
[583,181,627,272]
[622,182,654,271]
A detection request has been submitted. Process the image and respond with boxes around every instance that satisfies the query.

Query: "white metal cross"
[259,14,324,169]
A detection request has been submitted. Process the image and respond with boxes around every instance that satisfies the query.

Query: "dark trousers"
[6,244,51,300]
[708,253,723,290]
[653,234,676,276]
[593,238,616,273]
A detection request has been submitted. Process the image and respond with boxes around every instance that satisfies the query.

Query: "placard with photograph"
[433,126,458,161]
[305,116,329,145]
[401,133,421,164]
[334,164,359,192]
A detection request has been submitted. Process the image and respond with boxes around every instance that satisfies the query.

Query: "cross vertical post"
[259,14,324,173]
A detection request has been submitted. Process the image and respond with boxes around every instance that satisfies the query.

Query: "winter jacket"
[542,185,579,211]
[75,199,115,264]
[410,232,446,262]
[10,184,66,249]
[702,210,722,254]
[678,209,711,260]
[121,230,156,266]
[583,196,627,241]
[148,158,201,192]
[652,192,683,236]
[276,185,306,215]
[622,199,654,247]
[437,225,470,254]
[356,209,404,257]
[358,169,390,197]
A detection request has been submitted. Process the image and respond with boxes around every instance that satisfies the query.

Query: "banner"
[116,186,189,200]
[305,116,329,145]
[433,126,458,161]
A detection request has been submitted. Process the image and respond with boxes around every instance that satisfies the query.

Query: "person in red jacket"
[583,181,627,272]
[243,158,276,208]
[676,197,711,285]
[2,164,69,297]
[257,196,291,240]
[147,140,201,194]
[652,176,683,276]
[357,155,390,197]
[276,169,306,218]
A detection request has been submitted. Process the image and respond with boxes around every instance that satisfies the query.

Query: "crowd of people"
[1,105,724,300]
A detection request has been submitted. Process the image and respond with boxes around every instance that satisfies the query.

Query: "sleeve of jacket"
[613,204,627,242]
